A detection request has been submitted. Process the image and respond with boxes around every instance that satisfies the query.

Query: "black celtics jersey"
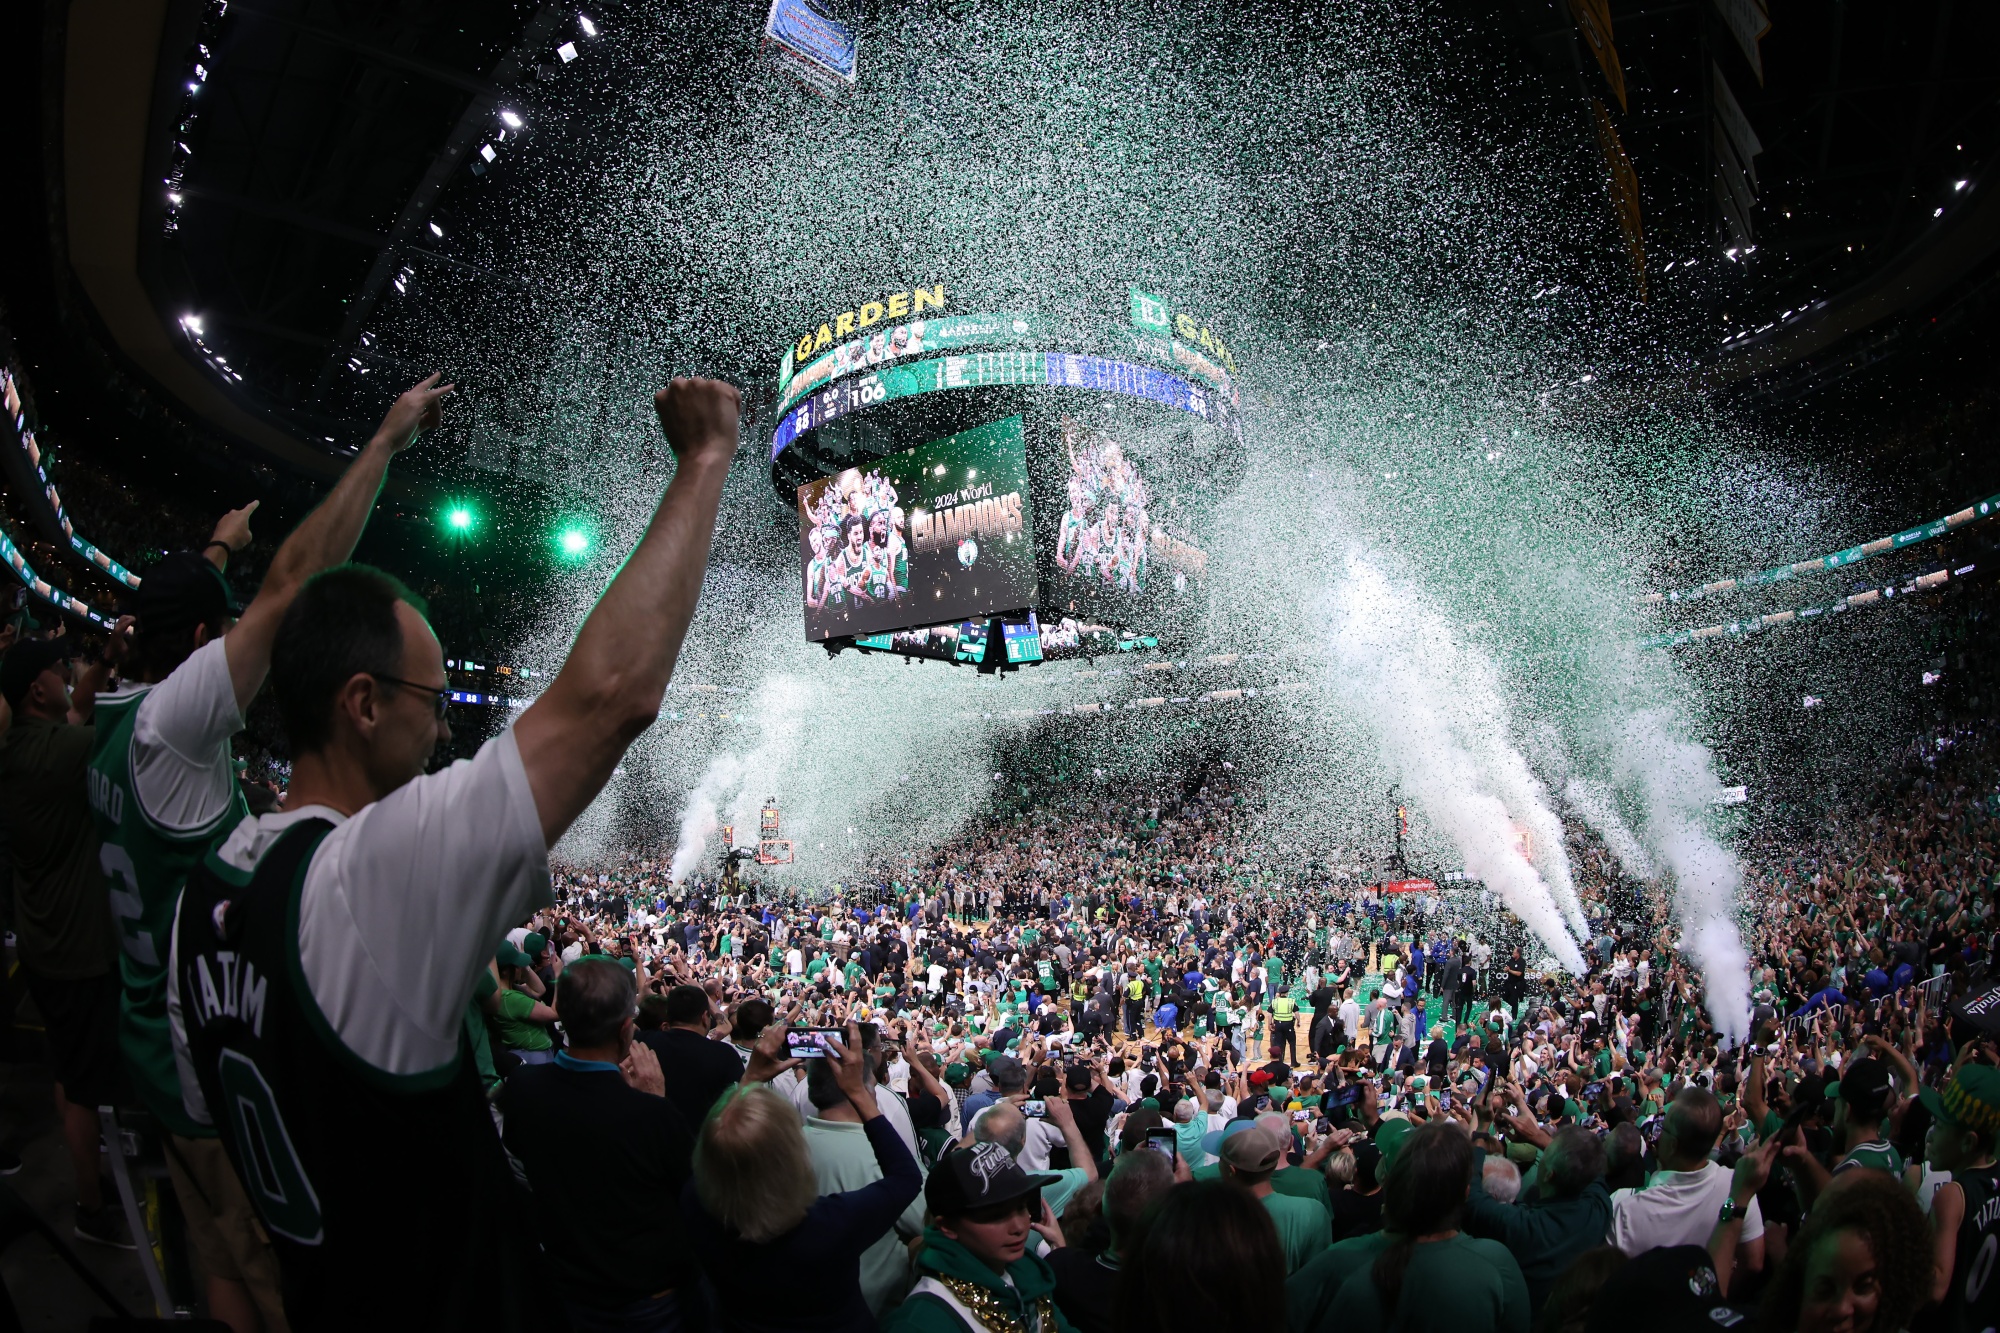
[1944,1163,2000,1333]
[175,818,548,1331]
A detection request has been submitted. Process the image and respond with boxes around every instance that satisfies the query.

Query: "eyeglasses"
[370,673,451,719]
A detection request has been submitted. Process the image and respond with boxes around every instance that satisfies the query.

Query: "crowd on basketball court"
[2,374,1999,1333]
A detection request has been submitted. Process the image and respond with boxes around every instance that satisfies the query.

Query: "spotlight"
[429,221,444,237]
[444,504,476,534]
[557,526,591,558]
[579,13,597,36]
[500,110,523,129]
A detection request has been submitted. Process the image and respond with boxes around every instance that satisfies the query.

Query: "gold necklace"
[934,1275,1056,1333]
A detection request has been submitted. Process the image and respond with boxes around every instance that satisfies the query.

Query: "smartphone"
[1328,1083,1363,1110]
[1439,1090,1453,1109]
[1582,1081,1603,1101]
[785,1028,842,1059]
[1291,1109,1311,1122]
[1144,1127,1178,1165]
[1023,1099,1048,1118]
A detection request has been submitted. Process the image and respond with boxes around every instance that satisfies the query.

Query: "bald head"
[972,1102,1027,1157]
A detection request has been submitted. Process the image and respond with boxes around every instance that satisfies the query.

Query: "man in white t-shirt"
[94,374,453,1330]
[1607,1088,1765,1283]
[168,378,741,1329]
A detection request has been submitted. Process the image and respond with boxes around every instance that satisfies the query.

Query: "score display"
[799,416,1038,642]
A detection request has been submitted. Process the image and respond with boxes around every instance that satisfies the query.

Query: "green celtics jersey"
[89,685,248,1137]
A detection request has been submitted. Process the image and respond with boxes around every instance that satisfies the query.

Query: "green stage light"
[440,500,478,538]
[557,526,591,558]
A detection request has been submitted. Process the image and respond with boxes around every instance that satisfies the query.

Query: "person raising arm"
[91,374,449,1333]
[167,378,739,1333]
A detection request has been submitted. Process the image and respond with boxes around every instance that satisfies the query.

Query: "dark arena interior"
[2,1,2000,1329]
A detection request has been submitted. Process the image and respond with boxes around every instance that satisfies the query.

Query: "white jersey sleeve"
[131,636,244,835]
[297,727,552,1076]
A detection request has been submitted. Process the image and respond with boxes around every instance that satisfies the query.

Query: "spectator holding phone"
[688,1022,920,1333]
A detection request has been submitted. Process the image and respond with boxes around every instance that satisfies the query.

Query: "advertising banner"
[799,416,1037,642]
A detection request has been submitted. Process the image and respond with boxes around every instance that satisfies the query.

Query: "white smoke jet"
[670,752,744,882]
[1324,554,1586,971]
[1608,708,1752,1040]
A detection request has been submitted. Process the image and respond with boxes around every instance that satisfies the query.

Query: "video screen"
[1042,418,1208,628]
[1000,614,1042,664]
[799,416,1039,642]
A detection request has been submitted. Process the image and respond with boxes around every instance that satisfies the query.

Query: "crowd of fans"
[1,372,1998,1333]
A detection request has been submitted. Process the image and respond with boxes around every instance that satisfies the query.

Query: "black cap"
[130,552,241,642]
[0,638,69,708]
[1832,1056,1894,1111]
[925,1142,1058,1218]
[1585,1246,1746,1333]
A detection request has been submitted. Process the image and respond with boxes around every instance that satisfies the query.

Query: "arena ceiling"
[22,0,2000,482]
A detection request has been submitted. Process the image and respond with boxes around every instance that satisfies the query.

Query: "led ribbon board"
[0,530,115,627]
[771,351,1236,462]
[776,311,1046,416]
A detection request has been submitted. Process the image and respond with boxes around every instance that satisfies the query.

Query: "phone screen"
[786,1028,842,1059]
[1023,1099,1047,1118]
[1144,1127,1178,1165]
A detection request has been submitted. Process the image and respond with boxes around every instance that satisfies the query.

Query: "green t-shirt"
[1287,1231,1530,1333]
[1273,1164,1334,1212]
[841,959,865,989]
[492,988,553,1051]
[807,956,829,980]
[1263,1191,1331,1274]
[1266,957,1286,990]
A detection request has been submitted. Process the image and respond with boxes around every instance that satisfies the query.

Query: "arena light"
[443,502,477,535]
[578,14,597,37]
[429,221,444,237]
[556,525,592,559]
[500,110,523,129]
